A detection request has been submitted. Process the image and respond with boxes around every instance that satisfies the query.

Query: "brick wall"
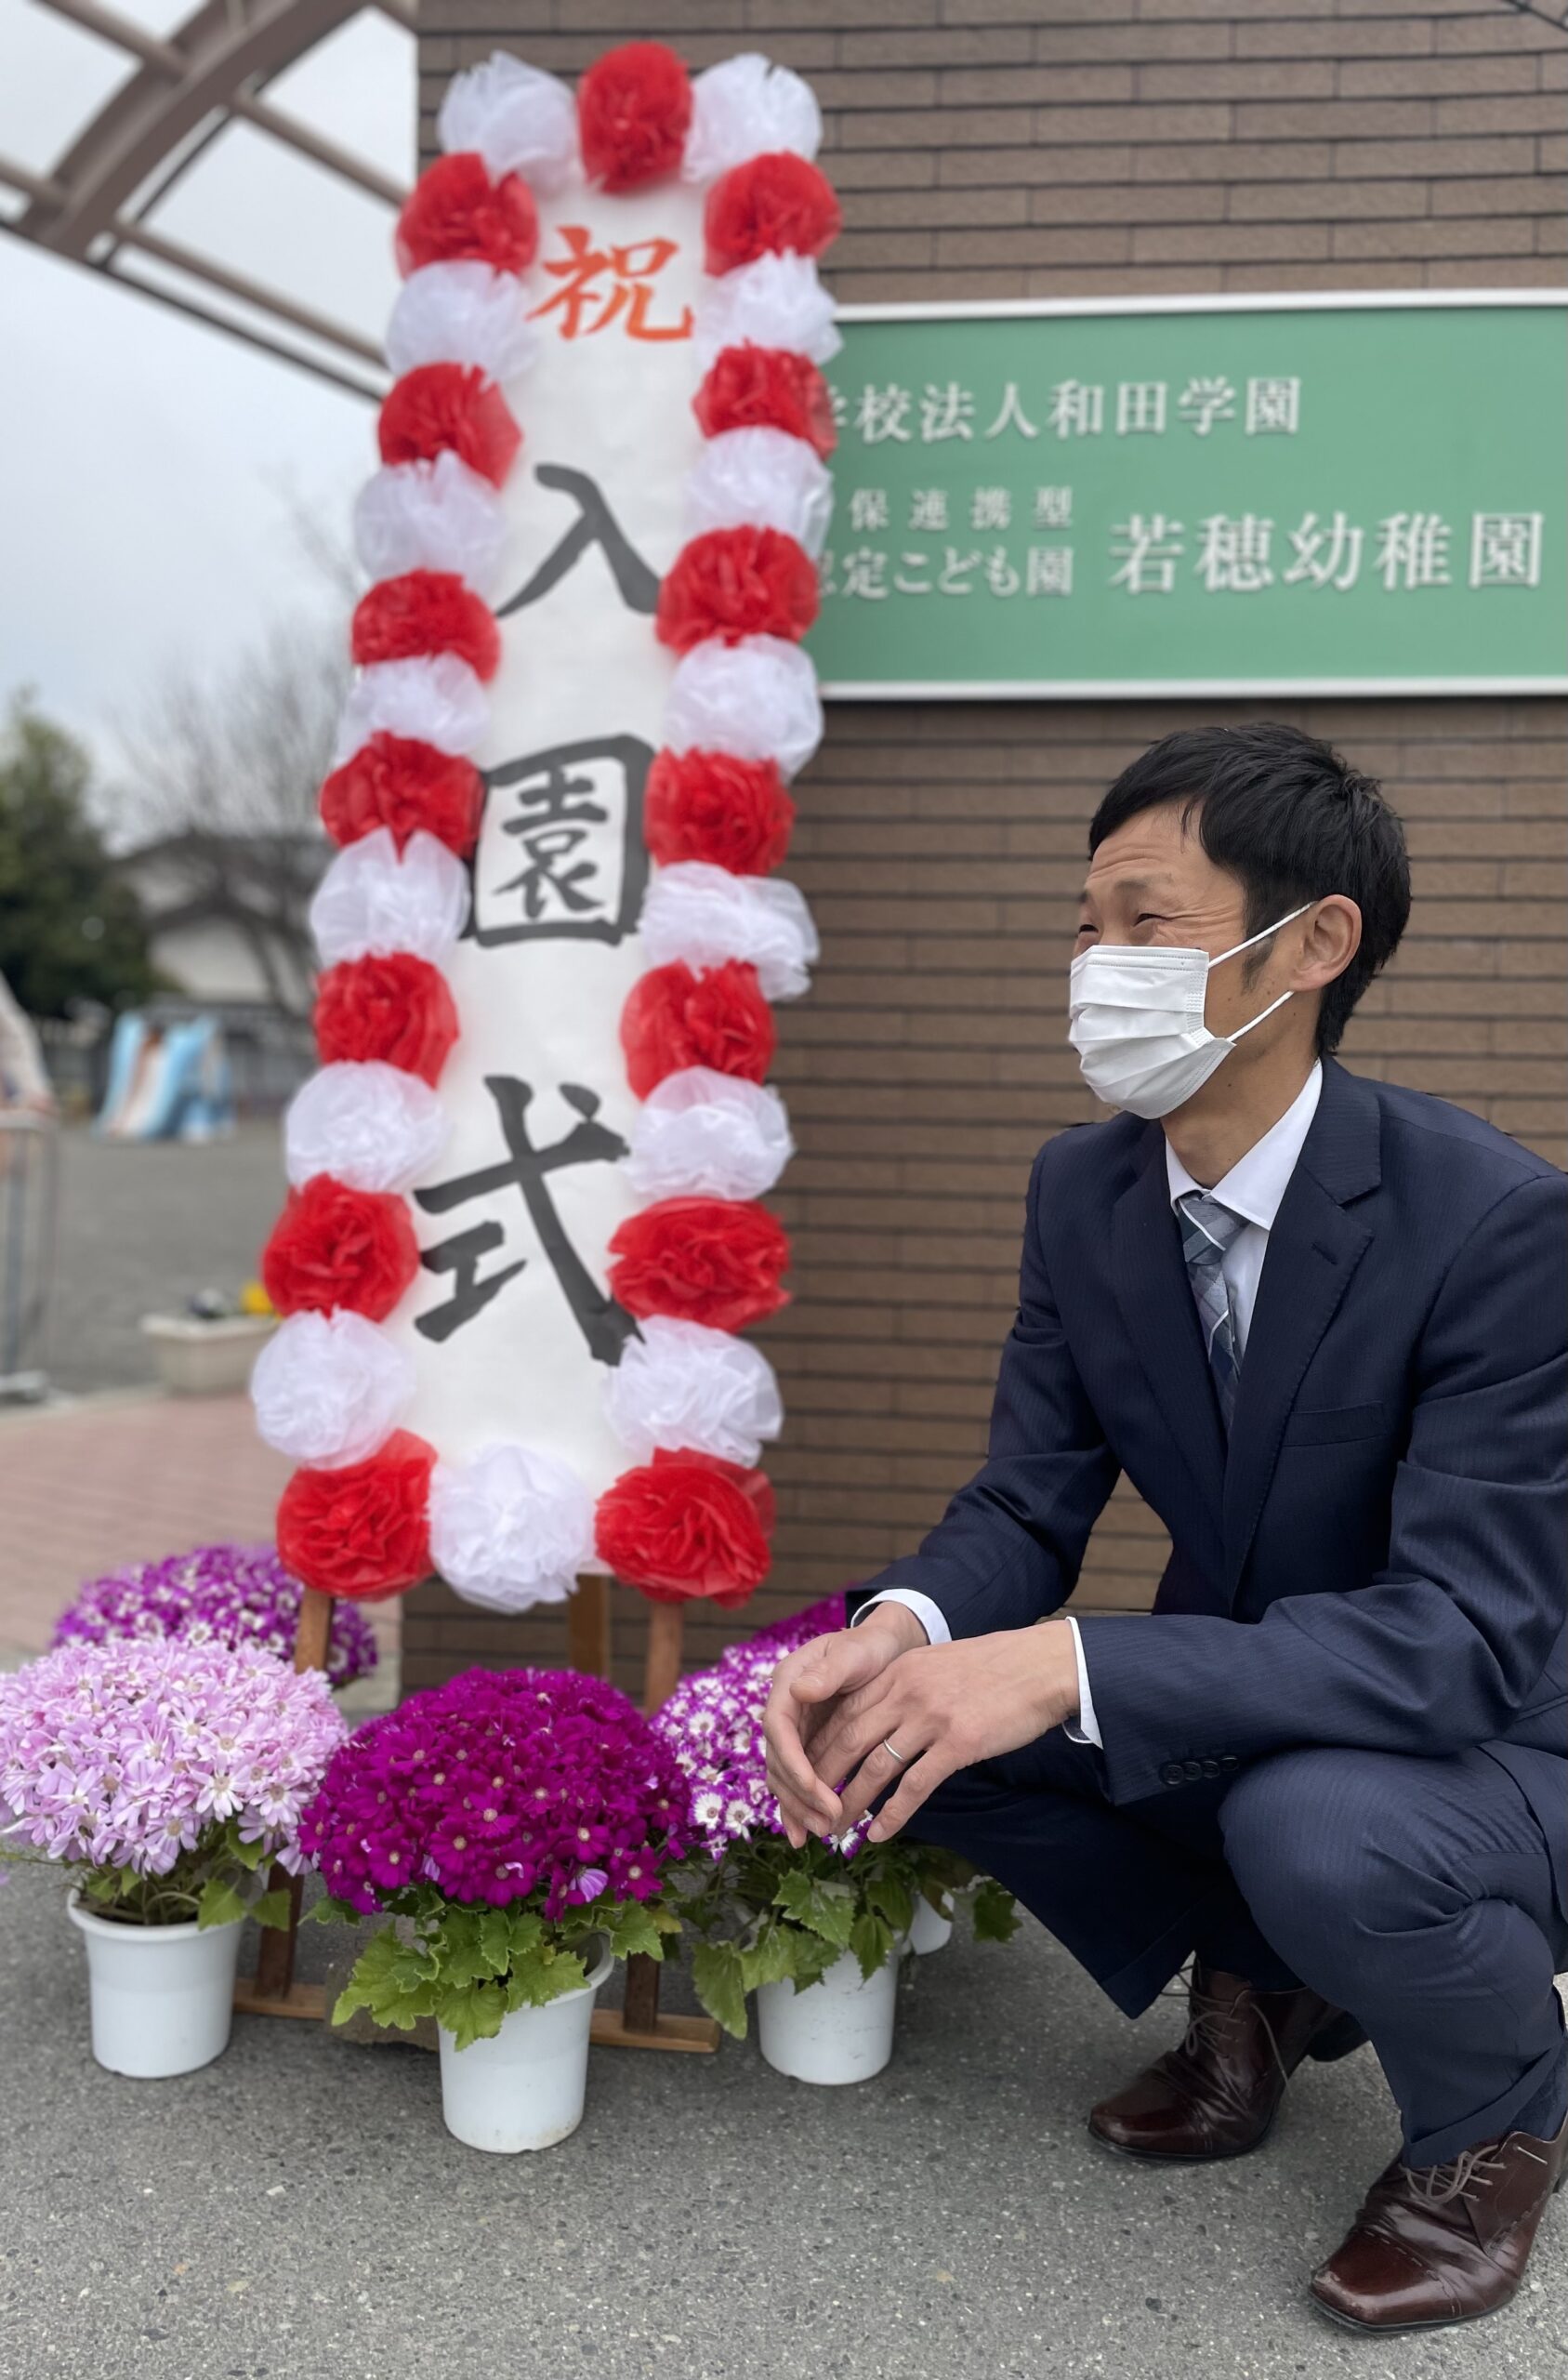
[404,0,1567,1698]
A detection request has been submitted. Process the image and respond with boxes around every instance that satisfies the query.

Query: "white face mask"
[1068,903,1312,1120]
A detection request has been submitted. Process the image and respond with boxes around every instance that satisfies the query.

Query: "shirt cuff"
[850,1588,951,1647]
[1063,1614,1102,1748]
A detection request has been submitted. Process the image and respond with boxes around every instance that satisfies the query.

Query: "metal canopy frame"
[0,0,412,399]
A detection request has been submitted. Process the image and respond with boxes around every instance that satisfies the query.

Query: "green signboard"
[807,295,1566,698]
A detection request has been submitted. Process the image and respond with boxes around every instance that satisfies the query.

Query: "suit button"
[1219,1754,1238,1771]
[1161,1762,1182,1787]
[1182,1759,1204,1781]
[1201,1758,1219,1778]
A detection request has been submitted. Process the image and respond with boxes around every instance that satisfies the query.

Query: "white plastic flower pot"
[909,1896,954,1955]
[756,1947,901,2085]
[67,1893,242,2078]
[437,1942,614,2153]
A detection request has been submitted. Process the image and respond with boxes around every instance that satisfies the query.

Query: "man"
[764,723,1566,2336]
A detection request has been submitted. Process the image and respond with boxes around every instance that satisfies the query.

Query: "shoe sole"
[1086,2110,1277,2163]
[1309,2287,1515,2338]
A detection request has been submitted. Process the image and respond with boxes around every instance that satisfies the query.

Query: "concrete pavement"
[1,1860,1561,2380]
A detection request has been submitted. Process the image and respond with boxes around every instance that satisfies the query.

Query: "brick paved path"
[0,1391,399,1681]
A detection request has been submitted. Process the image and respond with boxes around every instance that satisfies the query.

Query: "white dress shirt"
[854,1063,1325,1750]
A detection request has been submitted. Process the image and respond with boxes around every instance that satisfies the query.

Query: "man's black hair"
[1087,722,1411,1056]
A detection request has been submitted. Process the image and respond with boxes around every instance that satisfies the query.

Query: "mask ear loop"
[1211,900,1315,1043]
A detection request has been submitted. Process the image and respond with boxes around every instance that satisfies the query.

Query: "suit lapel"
[1220,1061,1381,1602]
[1111,1128,1228,1563]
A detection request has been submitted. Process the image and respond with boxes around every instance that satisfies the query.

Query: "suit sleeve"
[848,1140,1121,1638]
[1075,1170,1568,1806]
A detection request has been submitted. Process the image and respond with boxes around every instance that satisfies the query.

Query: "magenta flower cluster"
[653,1594,847,1857]
[299,1667,696,1919]
[0,1638,346,1877]
[52,1542,378,1690]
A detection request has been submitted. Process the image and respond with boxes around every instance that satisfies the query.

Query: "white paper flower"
[693,253,839,368]
[683,54,822,181]
[353,453,507,597]
[623,1067,793,1202]
[437,54,578,192]
[639,862,817,1000]
[250,1311,414,1471]
[283,1063,449,1193]
[685,427,834,560]
[310,828,470,968]
[664,637,824,779]
[605,1316,783,1466]
[429,1443,594,1614]
[386,260,540,384]
[334,655,488,767]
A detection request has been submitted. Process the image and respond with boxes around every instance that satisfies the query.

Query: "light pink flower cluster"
[0,1638,346,1879]
[653,1593,847,1856]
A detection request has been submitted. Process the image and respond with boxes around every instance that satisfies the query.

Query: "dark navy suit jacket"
[855,1059,1567,1905]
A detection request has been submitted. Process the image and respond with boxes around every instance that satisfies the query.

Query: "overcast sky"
[0,0,414,800]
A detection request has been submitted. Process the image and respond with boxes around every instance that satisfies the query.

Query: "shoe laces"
[1157,1964,1290,2090]
[1397,2142,1512,2207]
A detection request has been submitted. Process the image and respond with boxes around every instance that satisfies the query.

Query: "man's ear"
[1298,895,1362,992]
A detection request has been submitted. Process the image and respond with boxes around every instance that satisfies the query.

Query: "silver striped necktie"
[1176,1189,1246,1434]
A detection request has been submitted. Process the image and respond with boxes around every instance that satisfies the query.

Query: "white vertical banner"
[257,45,838,1622]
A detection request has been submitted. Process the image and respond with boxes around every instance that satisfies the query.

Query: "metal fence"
[0,1113,59,1401]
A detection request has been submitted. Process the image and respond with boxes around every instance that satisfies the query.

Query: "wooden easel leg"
[237,1587,336,2023]
[567,1573,611,1678]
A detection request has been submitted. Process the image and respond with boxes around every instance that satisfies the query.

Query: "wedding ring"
[881,1738,909,1764]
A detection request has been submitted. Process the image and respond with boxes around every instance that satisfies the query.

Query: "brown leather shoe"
[1310,2103,1568,2334]
[1088,1963,1360,2162]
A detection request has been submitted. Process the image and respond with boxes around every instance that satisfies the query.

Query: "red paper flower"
[607,1197,790,1331]
[620,960,774,1099]
[350,571,501,681]
[261,1175,420,1322]
[315,953,459,1087]
[692,345,836,459]
[277,1432,435,1601]
[394,152,539,276]
[643,747,795,876]
[378,364,521,488]
[656,527,818,654]
[704,152,841,277]
[577,42,691,191]
[595,1448,772,1608]
[320,734,483,858]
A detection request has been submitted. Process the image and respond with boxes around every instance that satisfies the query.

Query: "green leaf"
[850,1909,893,1984]
[503,1950,587,2012]
[249,1889,295,1932]
[970,1877,1021,1943]
[864,1871,915,1937]
[306,1894,368,1929]
[331,1924,441,2031]
[598,1900,665,1963]
[229,1832,269,1874]
[788,1929,839,1993]
[195,1876,248,1932]
[739,1925,796,1993]
[478,1910,513,1977]
[437,1980,507,2052]
[691,1940,749,2039]
[773,1870,856,1948]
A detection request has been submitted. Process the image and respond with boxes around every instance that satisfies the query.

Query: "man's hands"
[763,1605,925,1847]
[763,1609,1082,1848]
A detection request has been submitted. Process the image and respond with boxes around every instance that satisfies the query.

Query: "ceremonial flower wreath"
[0,1639,346,1929]
[256,39,839,1622]
[52,1543,379,1692]
[302,1667,694,2049]
[654,1599,1018,2037]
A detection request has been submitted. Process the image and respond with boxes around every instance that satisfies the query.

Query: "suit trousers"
[909,1727,1568,2167]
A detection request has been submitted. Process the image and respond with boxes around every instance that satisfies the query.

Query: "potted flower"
[0,1637,345,2078]
[655,1598,1017,2085]
[301,1667,694,2153]
[52,1541,379,1694]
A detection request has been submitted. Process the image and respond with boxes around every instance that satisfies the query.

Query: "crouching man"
[764,724,1566,2335]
